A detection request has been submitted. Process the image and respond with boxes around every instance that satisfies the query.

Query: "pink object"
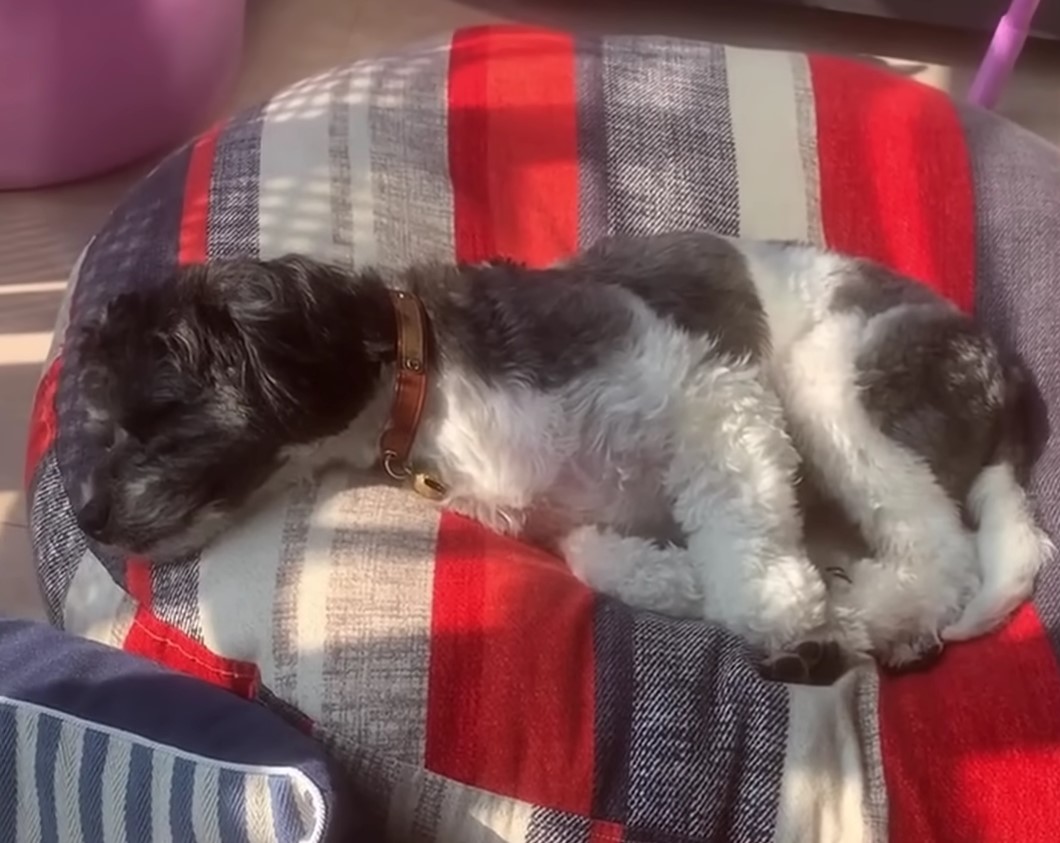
[968,0,1041,108]
[0,0,246,189]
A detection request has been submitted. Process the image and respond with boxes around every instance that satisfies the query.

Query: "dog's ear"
[198,255,394,364]
[187,255,396,434]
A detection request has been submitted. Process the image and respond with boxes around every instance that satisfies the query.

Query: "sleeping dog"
[74,232,1054,681]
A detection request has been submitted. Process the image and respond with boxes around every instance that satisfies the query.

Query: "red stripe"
[447,25,580,265]
[125,558,153,606]
[425,516,597,812]
[809,56,975,310]
[24,356,62,490]
[810,54,1060,840]
[177,123,221,266]
[124,552,260,699]
[879,606,1060,842]
[426,26,594,812]
[123,610,260,700]
[590,820,625,842]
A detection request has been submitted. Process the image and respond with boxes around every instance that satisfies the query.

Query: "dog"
[74,232,1054,681]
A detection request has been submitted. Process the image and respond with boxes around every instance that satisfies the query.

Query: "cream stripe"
[438,779,535,843]
[369,44,456,268]
[63,548,137,647]
[773,668,882,843]
[198,493,289,679]
[244,775,276,843]
[55,719,85,843]
[257,70,345,260]
[293,470,348,716]
[101,735,131,843]
[346,60,380,268]
[191,763,222,842]
[725,45,811,241]
[150,752,174,843]
[15,707,42,842]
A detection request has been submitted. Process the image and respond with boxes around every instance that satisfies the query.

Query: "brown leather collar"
[379,291,446,500]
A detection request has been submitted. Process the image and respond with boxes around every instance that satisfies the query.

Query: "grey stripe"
[628,613,787,842]
[207,106,267,259]
[329,69,356,270]
[151,559,204,642]
[270,479,322,702]
[788,53,824,247]
[323,487,439,765]
[29,453,87,625]
[526,809,590,843]
[369,46,456,268]
[956,104,1060,648]
[856,671,888,842]
[600,36,740,238]
[318,40,455,767]
[575,34,609,250]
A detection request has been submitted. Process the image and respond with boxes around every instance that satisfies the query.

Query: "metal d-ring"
[382,451,412,482]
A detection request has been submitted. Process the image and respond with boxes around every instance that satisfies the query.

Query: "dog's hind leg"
[657,354,838,680]
[775,312,980,668]
[561,526,705,618]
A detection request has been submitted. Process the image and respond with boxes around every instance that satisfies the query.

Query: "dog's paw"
[877,631,945,673]
[830,552,970,673]
[760,639,847,686]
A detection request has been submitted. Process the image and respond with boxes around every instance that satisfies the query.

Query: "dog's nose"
[77,487,112,542]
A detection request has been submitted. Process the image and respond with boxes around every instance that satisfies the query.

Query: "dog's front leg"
[665,358,836,680]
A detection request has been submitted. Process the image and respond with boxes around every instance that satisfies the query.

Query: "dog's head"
[75,256,396,559]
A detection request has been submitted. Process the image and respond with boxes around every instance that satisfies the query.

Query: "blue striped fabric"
[0,696,326,843]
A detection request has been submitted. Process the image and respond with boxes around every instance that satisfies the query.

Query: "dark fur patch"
[404,261,636,391]
[834,258,1042,504]
[855,305,1006,504]
[75,256,396,552]
[572,232,770,360]
[830,259,943,316]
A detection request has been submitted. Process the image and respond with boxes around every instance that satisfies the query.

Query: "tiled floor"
[2,0,1058,620]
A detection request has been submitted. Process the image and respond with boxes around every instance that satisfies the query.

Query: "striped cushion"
[24,26,1060,843]
[0,620,343,842]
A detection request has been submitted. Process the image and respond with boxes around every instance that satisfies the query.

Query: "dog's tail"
[943,359,1054,641]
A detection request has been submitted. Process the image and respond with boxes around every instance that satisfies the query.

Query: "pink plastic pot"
[0,0,246,189]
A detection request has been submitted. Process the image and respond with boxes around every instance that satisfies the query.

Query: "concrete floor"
[2,0,1058,619]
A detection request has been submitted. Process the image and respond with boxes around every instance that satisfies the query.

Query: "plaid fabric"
[23,26,1060,842]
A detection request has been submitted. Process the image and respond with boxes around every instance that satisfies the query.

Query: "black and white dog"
[75,232,1053,680]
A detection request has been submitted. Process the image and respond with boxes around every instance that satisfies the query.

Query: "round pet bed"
[25,27,1060,842]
